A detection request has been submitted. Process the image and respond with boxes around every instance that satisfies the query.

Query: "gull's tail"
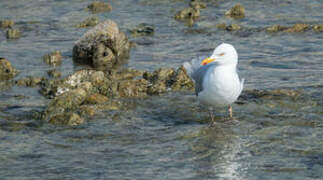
[183,56,206,78]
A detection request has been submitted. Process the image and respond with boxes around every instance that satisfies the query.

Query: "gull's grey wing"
[192,63,216,96]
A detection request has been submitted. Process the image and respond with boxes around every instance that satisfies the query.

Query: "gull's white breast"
[197,65,242,107]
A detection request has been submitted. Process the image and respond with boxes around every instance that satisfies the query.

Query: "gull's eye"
[219,53,225,56]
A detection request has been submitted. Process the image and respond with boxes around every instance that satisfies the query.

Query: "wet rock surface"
[87,1,112,14]
[225,4,245,19]
[72,20,131,70]
[0,58,18,80]
[43,51,62,66]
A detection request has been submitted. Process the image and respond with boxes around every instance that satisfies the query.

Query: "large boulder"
[72,20,131,70]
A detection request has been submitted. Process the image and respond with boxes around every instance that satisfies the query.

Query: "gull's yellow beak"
[201,57,215,65]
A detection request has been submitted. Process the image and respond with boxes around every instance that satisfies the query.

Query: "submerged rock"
[226,24,241,31]
[49,112,84,126]
[240,89,302,102]
[6,29,21,39]
[216,23,241,31]
[225,4,245,19]
[175,7,200,20]
[216,23,227,30]
[130,23,154,37]
[87,1,112,13]
[0,58,18,80]
[43,51,62,66]
[72,20,131,70]
[284,24,310,33]
[265,24,288,33]
[77,16,99,28]
[0,20,14,28]
[15,76,43,87]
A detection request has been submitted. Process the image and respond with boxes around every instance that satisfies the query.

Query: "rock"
[265,24,288,33]
[83,93,109,104]
[118,79,148,97]
[284,24,310,33]
[64,70,105,87]
[225,4,245,19]
[72,20,131,70]
[6,29,21,39]
[143,66,193,94]
[169,65,194,90]
[15,76,43,87]
[87,1,112,13]
[143,68,175,83]
[0,58,18,80]
[175,7,200,20]
[216,23,227,30]
[49,112,84,126]
[79,105,97,117]
[40,70,105,98]
[43,51,62,66]
[109,68,144,80]
[47,69,62,78]
[226,24,241,31]
[45,88,87,118]
[0,20,14,28]
[189,0,207,9]
[130,23,154,37]
[77,16,99,28]
[313,24,323,32]
[147,81,167,95]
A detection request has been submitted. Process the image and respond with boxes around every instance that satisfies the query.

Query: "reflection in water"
[188,124,248,179]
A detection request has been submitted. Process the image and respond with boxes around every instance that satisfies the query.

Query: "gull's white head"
[201,43,238,66]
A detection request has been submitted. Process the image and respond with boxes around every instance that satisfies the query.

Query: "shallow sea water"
[0,0,323,179]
